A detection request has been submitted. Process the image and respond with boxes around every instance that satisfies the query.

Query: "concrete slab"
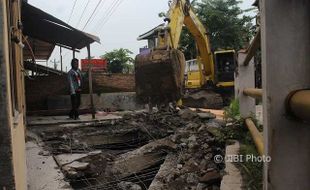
[54,151,102,167]
[148,154,178,190]
[27,113,122,126]
[26,142,72,190]
[190,108,225,120]
[54,153,88,167]
[220,141,244,190]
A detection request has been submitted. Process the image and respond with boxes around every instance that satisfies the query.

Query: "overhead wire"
[67,0,78,23]
[82,0,107,31]
[82,0,104,30]
[76,0,91,28]
[91,0,120,32]
[101,0,124,27]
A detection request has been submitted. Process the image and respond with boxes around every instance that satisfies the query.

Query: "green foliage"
[224,99,240,122]
[158,12,166,18]
[239,144,263,190]
[101,48,134,73]
[179,0,255,59]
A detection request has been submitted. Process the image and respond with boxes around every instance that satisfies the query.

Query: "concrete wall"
[0,0,27,189]
[261,0,310,189]
[25,72,135,111]
[47,92,143,111]
[235,52,256,118]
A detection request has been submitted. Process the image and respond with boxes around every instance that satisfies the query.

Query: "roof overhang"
[137,24,165,41]
[23,37,55,60]
[22,2,100,50]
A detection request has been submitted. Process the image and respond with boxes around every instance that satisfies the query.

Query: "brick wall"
[91,73,135,92]
[25,72,135,111]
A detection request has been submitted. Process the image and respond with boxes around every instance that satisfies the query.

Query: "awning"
[23,37,55,60]
[22,1,100,50]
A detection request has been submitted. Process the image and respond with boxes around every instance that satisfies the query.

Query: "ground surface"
[26,109,244,190]
[26,141,72,190]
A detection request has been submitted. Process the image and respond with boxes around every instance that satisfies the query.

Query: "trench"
[29,119,171,190]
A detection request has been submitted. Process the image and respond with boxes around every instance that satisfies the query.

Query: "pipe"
[287,90,310,122]
[245,118,264,156]
[243,88,263,100]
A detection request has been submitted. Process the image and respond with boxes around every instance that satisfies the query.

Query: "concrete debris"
[66,161,89,170]
[38,150,50,156]
[28,107,226,189]
[178,108,198,119]
[54,153,88,166]
[199,170,222,184]
[197,112,216,120]
[118,181,142,190]
[196,183,208,190]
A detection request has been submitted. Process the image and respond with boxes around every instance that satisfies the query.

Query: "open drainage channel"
[29,109,226,190]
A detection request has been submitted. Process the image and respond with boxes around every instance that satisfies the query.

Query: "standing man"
[68,58,82,119]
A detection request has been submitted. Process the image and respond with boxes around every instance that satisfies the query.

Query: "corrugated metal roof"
[22,2,100,50]
[137,24,165,41]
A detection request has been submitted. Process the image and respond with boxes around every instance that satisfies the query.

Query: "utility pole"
[50,59,60,70]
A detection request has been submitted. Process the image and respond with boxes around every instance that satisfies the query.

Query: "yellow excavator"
[135,0,235,108]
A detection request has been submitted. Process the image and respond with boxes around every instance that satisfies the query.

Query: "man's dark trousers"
[69,92,81,119]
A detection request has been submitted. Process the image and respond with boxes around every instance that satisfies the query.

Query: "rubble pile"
[30,108,226,190]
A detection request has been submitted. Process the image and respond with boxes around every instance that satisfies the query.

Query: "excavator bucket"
[135,49,185,104]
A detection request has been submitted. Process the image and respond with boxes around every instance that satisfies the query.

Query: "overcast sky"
[28,0,255,70]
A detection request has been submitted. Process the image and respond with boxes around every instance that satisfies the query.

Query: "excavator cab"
[214,50,236,87]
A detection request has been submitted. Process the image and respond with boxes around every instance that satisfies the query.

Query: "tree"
[100,48,134,73]
[178,0,255,59]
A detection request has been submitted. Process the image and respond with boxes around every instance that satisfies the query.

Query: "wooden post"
[72,49,76,58]
[87,45,95,119]
[60,47,63,72]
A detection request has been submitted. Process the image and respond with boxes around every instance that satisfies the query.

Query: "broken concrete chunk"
[117,181,142,190]
[186,173,199,184]
[66,170,79,178]
[54,153,88,166]
[196,183,208,190]
[197,112,216,120]
[177,164,183,169]
[199,170,221,184]
[38,150,50,156]
[188,135,197,142]
[207,127,223,139]
[87,150,102,156]
[178,108,198,120]
[66,161,89,171]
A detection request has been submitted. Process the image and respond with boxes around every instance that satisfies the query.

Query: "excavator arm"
[135,0,216,104]
[160,0,215,83]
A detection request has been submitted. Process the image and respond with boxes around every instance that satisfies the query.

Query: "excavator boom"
[135,0,230,106]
